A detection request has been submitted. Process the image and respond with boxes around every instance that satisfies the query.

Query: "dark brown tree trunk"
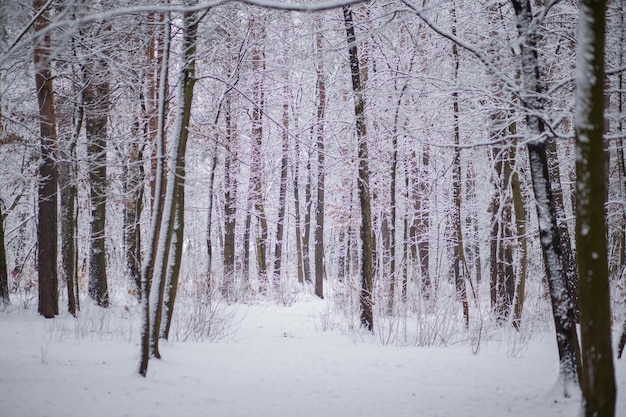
[223,94,237,297]
[314,31,326,299]
[34,0,59,319]
[546,138,578,320]
[0,202,8,305]
[85,63,110,308]
[576,1,616,415]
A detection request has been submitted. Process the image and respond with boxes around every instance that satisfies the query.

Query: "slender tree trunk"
[273,84,290,291]
[223,95,237,297]
[250,18,268,289]
[343,5,373,331]
[34,0,59,319]
[576,1,616,415]
[415,148,430,298]
[150,6,197,358]
[303,148,313,284]
[204,152,218,292]
[511,141,528,330]
[314,31,326,299]
[0,202,8,305]
[60,97,81,315]
[293,130,305,285]
[139,10,171,377]
[451,4,469,328]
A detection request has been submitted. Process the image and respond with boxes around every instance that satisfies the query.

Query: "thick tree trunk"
[85,63,110,308]
[575,1,616,416]
[546,138,578,319]
[343,5,373,331]
[34,0,59,319]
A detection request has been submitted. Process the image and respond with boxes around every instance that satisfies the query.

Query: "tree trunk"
[273,84,290,291]
[510,0,581,392]
[34,0,59,319]
[451,4,469,328]
[343,5,374,332]
[223,94,237,297]
[546,138,578,320]
[0,202,8,305]
[293,127,305,285]
[511,140,528,330]
[314,31,326,299]
[139,10,171,377]
[575,1,616,415]
[85,61,110,308]
[303,148,313,284]
[250,17,268,290]
[150,6,197,359]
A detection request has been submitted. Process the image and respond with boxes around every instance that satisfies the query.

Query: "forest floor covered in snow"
[1,291,625,417]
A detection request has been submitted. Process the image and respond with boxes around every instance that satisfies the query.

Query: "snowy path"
[0,297,624,417]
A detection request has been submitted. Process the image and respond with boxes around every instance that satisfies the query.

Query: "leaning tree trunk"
[34,0,59,318]
[511,0,581,393]
[575,1,616,416]
[139,10,171,378]
[150,6,198,359]
[343,5,374,332]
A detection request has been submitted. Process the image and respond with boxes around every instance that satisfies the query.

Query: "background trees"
[0,0,622,399]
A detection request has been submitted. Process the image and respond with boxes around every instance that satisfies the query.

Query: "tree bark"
[139,10,171,377]
[343,5,374,332]
[85,60,110,308]
[273,84,290,292]
[34,0,59,319]
[314,31,326,299]
[510,0,581,391]
[150,6,197,358]
[223,94,237,297]
[0,202,8,305]
[575,1,616,415]
[451,3,469,328]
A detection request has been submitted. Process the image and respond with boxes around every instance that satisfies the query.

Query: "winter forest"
[0,0,625,416]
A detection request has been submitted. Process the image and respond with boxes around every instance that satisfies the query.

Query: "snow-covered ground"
[1,295,624,417]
